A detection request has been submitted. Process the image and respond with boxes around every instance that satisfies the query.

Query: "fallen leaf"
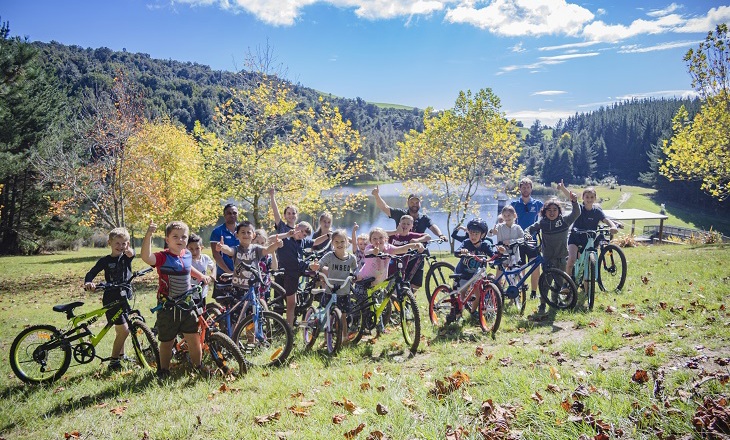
[632,369,650,383]
[332,413,347,424]
[344,422,366,439]
[64,432,80,439]
[288,406,310,417]
[376,385,386,392]
[499,357,513,366]
[94,402,109,408]
[641,275,649,285]
[531,391,544,404]
[402,397,417,409]
[141,430,150,440]
[561,398,572,412]
[645,343,656,357]
[360,382,371,391]
[376,403,389,415]
[110,405,127,416]
[323,380,333,386]
[546,384,561,393]
[475,345,484,357]
[54,386,66,394]
[363,371,372,379]
[366,430,387,440]
[605,305,617,313]
[255,411,281,425]
[275,431,294,439]
[290,391,305,398]
[549,366,561,380]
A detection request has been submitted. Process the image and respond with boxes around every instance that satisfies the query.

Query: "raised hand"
[146,220,157,235]
[353,222,359,232]
[371,185,379,197]
[212,237,223,252]
[268,186,275,197]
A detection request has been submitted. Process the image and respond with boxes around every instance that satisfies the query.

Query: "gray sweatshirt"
[526,200,581,270]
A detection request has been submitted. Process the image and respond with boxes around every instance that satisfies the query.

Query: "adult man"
[209,203,239,282]
[372,186,447,292]
[510,178,543,299]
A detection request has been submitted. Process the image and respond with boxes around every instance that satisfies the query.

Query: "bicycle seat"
[53,302,84,316]
[448,274,461,280]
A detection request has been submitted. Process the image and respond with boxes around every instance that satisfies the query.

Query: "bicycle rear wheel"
[326,308,343,355]
[587,254,597,311]
[478,282,502,334]
[395,287,421,355]
[539,268,577,310]
[302,307,319,351]
[233,311,293,368]
[598,244,627,292]
[204,332,246,377]
[10,325,71,384]
[428,284,454,326]
[129,320,160,371]
[425,262,455,302]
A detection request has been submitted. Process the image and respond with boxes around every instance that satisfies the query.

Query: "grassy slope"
[1,243,729,439]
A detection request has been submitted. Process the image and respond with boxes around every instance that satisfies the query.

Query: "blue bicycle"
[302,272,354,355]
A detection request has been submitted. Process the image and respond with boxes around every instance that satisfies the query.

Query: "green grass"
[1,244,729,439]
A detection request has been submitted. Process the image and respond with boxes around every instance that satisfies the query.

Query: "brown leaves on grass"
[692,395,730,439]
[429,371,470,399]
[64,432,80,439]
[288,406,310,417]
[632,369,650,383]
[645,342,656,356]
[110,405,127,416]
[254,411,281,425]
[376,403,389,415]
[343,422,366,439]
[477,399,521,439]
[332,414,347,424]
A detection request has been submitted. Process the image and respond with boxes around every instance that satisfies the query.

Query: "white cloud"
[444,0,594,36]
[538,41,602,51]
[540,52,599,61]
[618,40,701,53]
[582,14,685,42]
[647,3,681,18]
[511,42,526,52]
[506,109,575,126]
[497,51,598,74]
[532,90,567,96]
[615,89,699,100]
[673,6,730,33]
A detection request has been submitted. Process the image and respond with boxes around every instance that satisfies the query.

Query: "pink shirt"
[357,243,396,284]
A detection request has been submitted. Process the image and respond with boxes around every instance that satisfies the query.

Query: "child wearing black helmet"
[447,218,495,322]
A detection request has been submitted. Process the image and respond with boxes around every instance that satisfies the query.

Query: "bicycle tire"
[396,287,421,355]
[347,295,366,345]
[539,268,578,310]
[326,308,343,355]
[302,306,319,351]
[205,302,226,333]
[425,261,455,302]
[428,284,454,326]
[129,320,160,371]
[10,325,71,384]
[597,244,627,292]
[478,282,502,334]
[587,253,597,311]
[233,310,293,368]
[204,332,246,377]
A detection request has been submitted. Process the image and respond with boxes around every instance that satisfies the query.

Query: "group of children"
[84,179,618,376]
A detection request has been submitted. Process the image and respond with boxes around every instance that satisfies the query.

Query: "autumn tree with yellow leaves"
[391,88,522,249]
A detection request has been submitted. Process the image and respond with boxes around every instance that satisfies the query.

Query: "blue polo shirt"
[511,197,543,231]
[210,223,239,277]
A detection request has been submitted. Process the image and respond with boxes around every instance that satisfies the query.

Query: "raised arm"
[263,236,284,256]
[140,220,157,266]
[372,185,391,217]
[269,187,282,226]
[351,223,359,254]
[428,224,446,240]
[211,237,235,257]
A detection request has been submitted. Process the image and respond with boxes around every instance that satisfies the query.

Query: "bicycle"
[153,286,247,377]
[210,264,293,368]
[485,243,528,316]
[422,238,455,302]
[10,268,160,384]
[267,249,324,326]
[348,251,422,355]
[428,253,503,334]
[571,229,601,311]
[302,272,354,355]
[596,228,627,292]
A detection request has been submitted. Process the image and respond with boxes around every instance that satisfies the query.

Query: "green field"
[1,242,729,439]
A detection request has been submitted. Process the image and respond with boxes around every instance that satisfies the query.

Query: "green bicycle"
[10,268,160,384]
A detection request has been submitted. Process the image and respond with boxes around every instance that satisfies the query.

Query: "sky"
[3,0,729,126]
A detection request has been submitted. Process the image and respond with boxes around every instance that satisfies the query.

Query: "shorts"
[276,273,300,297]
[155,306,199,342]
[322,293,351,313]
[103,290,131,326]
[567,233,588,248]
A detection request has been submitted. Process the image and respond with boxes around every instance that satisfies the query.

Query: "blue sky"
[3,0,729,125]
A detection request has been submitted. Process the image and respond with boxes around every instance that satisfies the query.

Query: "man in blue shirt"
[510,178,543,299]
[209,203,240,282]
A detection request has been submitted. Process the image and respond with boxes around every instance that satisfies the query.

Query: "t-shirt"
[232,244,265,289]
[210,223,239,277]
[312,230,332,252]
[318,251,357,295]
[191,254,214,301]
[153,249,192,300]
[354,248,365,271]
[389,232,425,246]
[494,223,524,261]
[454,240,494,281]
[511,197,543,230]
[275,220,294,234]
[277,236,314,274]
[358,243,396,284]
[389,208,434,234]
[572,205,606,231]
[84,253,135,297]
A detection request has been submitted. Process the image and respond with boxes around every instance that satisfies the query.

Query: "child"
[309,230,357,342]
[566,187,619,279]
[524,180,581,320]
[269,187,298,233]
[312,211,333,252]
[212,221,282,301]
[187,233,215,307]
[140,220,211,379]
[273,221,330,327]
[489,205,524,267]
[351,223,368,271]
[358,227,425,285]
[449,218,495,323]
[387,215,431,289]
[84,227,136,371]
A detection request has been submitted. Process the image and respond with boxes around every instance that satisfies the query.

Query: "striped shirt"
[154,249,192,300]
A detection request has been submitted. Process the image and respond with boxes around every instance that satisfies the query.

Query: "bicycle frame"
[572,230,600,286]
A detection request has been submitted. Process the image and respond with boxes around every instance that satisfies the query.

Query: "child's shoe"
[108,359,123,371]
[156,368,171,381]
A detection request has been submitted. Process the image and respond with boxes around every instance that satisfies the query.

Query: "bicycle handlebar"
[313,272,355,295]
[150,285,202,313]
[95,267,153,291]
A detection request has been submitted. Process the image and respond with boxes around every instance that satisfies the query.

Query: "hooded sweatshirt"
[526,200,581,270]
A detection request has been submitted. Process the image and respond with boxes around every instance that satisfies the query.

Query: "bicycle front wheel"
[326,308,343,355]
[10,325,71,384]
[395,287,421,355]
[346,295,366,345]
[539,268,577,310]
[204,332,246,377]
[587,254,597,311]
[129,320,160,371]
[478,282,502,334]
[598,244,627,292]
[428,284,454,326]
[425,262,455,302]
[233,311,293,368]
[302,306,319,351]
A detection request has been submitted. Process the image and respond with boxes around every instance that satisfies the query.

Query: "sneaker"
[108,360,123,371]
[445,309,459,324]
[157,368,171,381]
[530,290,537,300]
[196,364,214,378]
[470,310,480,322]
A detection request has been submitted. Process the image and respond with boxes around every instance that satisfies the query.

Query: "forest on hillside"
[1,30,726,254]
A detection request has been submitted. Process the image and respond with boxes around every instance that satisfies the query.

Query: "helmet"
[467,218,489,234]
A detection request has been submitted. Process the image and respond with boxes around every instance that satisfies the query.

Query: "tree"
[391,88,522,250]
[661,24,730,201]
[525,119,544,146]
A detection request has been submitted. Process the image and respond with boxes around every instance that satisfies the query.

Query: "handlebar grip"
[150,303,163,313]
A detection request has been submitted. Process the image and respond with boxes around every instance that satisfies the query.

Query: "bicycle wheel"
[129,320,160,371]
[204,332,246,377]
[10,325,72,384]
[428,284,454,326]
[395,287,421,355]
[598,244,627,292]
[425,262,455,302]
[205,303,226,333]
[478,282,502,334]
[302,307,319,351]
[326,308,343,355]
[233,311,293,368]
[587,253,597,311]
[347,295,366,345]
[539,268,577,310]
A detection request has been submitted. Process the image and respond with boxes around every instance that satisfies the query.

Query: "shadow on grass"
[28,255,102,265]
